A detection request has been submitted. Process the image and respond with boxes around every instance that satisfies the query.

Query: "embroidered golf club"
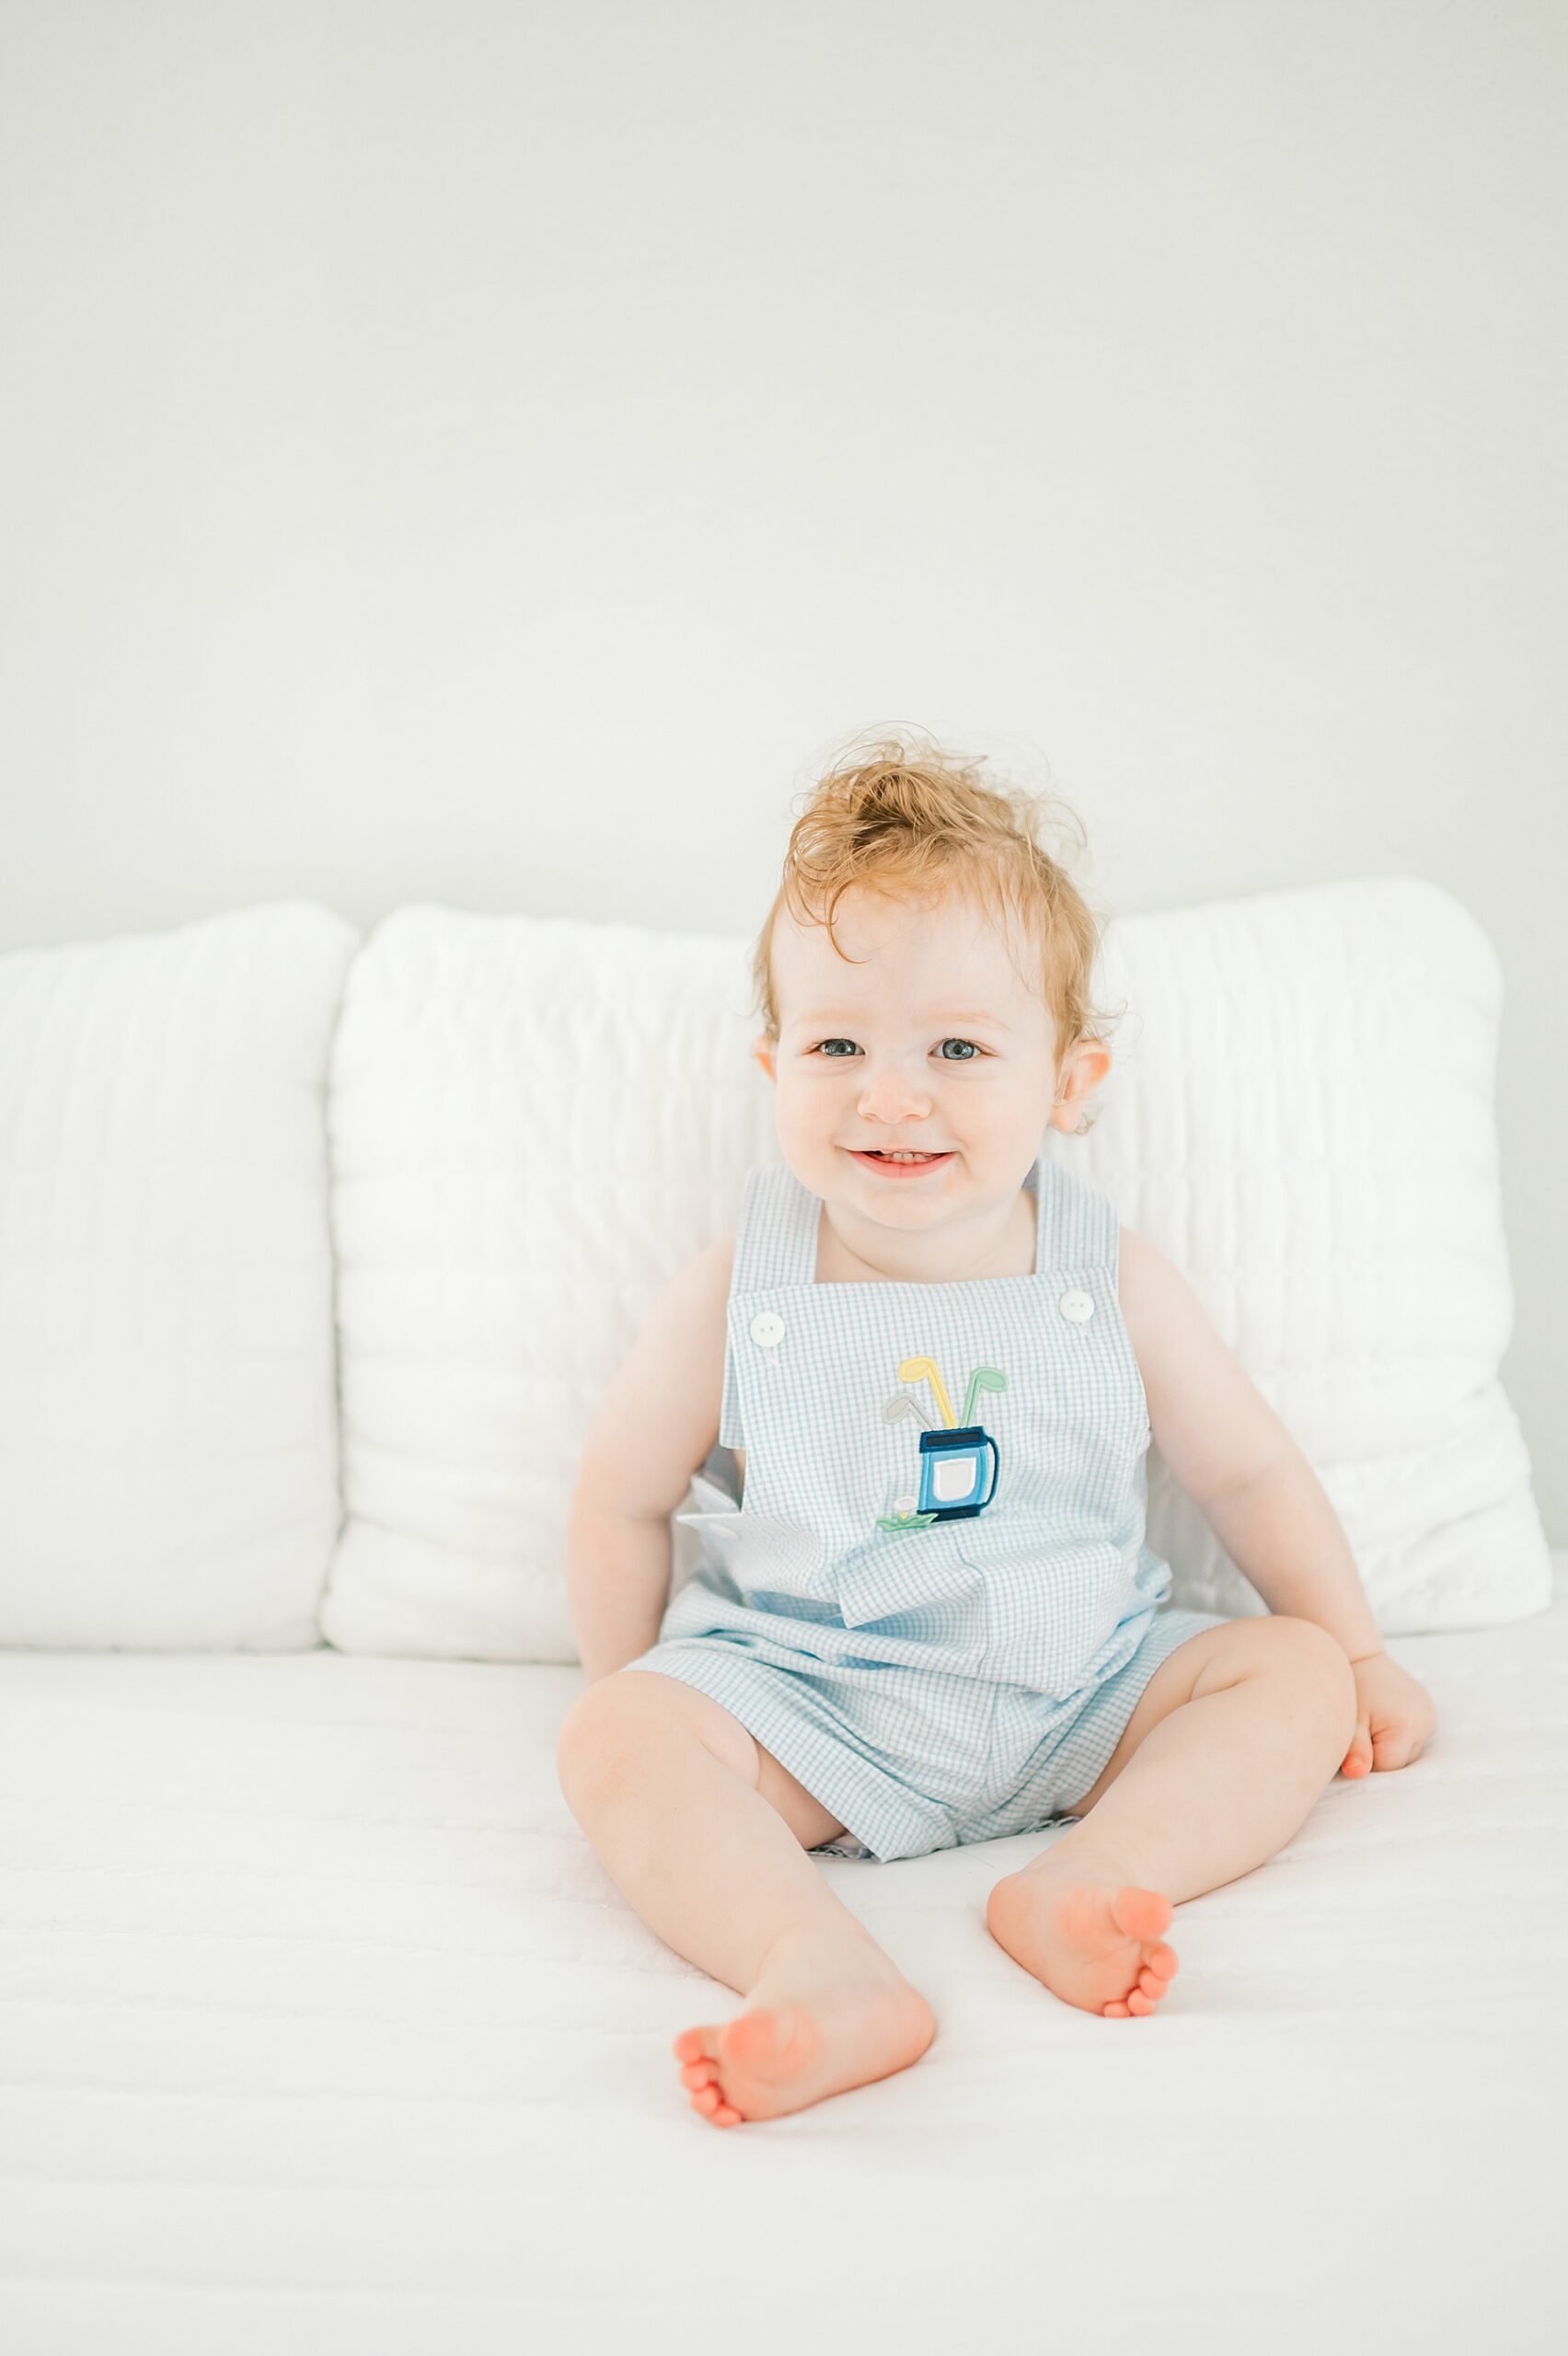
[876,1356,1007,1530]
[961,1365,1008,1427]
[897,1356,957,1428]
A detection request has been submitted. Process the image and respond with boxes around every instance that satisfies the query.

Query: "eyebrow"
[790,1009,1013,1033]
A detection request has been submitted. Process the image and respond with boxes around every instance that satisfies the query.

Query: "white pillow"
[0,902,359,1650]
[321,912,771,1660]
[321,877,1551,1664]
[1090,874,1550,1632]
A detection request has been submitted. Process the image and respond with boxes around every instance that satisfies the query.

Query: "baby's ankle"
[753,1917,905,1990]
[1021,1833,1163,1892]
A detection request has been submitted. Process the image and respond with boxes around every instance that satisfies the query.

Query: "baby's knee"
[557,1667,759,1812]
[555,1671,661,1807]
[1264,1616,1359,1749]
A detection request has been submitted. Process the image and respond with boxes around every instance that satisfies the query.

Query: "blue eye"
[810,1037,985,1060]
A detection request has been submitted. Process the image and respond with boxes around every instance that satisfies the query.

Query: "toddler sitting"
[558,730,1436,2127]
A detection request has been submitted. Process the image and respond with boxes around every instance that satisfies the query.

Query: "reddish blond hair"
[751,728,1123,1131]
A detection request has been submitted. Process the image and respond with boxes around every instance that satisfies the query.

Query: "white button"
[750,1311,785,1347]
[1058,1288,1095,1322]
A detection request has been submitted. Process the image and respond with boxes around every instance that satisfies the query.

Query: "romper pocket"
[833,1520,986,1633]
[952,1513,1136,1696]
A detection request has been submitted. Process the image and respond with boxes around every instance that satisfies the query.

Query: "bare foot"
[986,1864,1180,2018]
[671,1930,936,2127]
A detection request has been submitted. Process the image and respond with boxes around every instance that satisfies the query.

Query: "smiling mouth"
[848,1148,955,1168]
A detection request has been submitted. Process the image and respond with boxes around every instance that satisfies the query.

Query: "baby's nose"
[859,1068,934,1118]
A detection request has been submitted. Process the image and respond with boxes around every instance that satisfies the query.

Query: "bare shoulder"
[571,1231,734,1523]
[1115,1222,1192,1333]
[670,1229,734,1301]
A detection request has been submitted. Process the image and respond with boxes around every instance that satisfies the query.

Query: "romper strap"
[1034,1149,1121,1272]
[719,1161,813,1449]
[728,1161,818,1294]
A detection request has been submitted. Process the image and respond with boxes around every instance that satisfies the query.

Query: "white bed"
[2,885,1562,2351]
[2,1560,1563,2355]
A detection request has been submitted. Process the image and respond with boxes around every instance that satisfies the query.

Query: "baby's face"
[755,883,1101,1237]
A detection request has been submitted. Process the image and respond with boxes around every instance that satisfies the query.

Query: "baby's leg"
[555,1668,935,2125]
[986,1615,1357,2017]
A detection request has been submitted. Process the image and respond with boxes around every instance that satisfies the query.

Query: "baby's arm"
[1119,1222,1383,1657]
[566,1234,733,1684]
[1120,1225,1435,1772]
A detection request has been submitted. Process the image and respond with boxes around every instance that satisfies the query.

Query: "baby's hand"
[1340,1650,1436,1778]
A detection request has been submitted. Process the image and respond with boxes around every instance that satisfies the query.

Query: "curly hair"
[750,726,1124,1132]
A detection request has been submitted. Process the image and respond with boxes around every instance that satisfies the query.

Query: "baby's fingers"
[1371,1720,1425,1771]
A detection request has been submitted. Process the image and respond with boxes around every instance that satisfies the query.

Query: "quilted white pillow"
[321,913,770,1661]
[0,902,359,1649]
[322,877,1550,1665]
[1090,875,1550,1632]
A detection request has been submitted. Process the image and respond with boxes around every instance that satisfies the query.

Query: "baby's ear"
[752,1034,778,1082]
[1048,1037,1113,1133]
[1057,1041,1112,1120]
[1076,1042,1113,1095]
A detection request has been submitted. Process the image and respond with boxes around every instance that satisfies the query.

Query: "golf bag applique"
[875,1356,1008,1532]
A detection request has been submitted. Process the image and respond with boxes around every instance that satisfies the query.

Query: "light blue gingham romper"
[619,1150,1225,1863]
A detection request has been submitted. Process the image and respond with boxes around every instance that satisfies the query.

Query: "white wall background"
[2,0,1562,1539]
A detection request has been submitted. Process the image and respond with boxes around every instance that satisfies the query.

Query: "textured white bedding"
[322,878,1551,1665]
[3,1565,1564,2355]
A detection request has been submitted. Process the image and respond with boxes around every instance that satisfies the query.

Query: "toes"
[1106,1980,1169,2018]
[1147,1944,1179,1980]
[1135,1968,1167,2001]
[689,2083,744,2126]
[676,2024,744,2124]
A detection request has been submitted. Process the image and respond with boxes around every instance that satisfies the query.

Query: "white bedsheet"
[3,1566,1565,2355]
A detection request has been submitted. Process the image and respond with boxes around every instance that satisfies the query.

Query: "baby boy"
[558,736,1436,2128]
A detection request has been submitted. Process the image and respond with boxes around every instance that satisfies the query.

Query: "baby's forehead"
[774,884,1034,1009]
